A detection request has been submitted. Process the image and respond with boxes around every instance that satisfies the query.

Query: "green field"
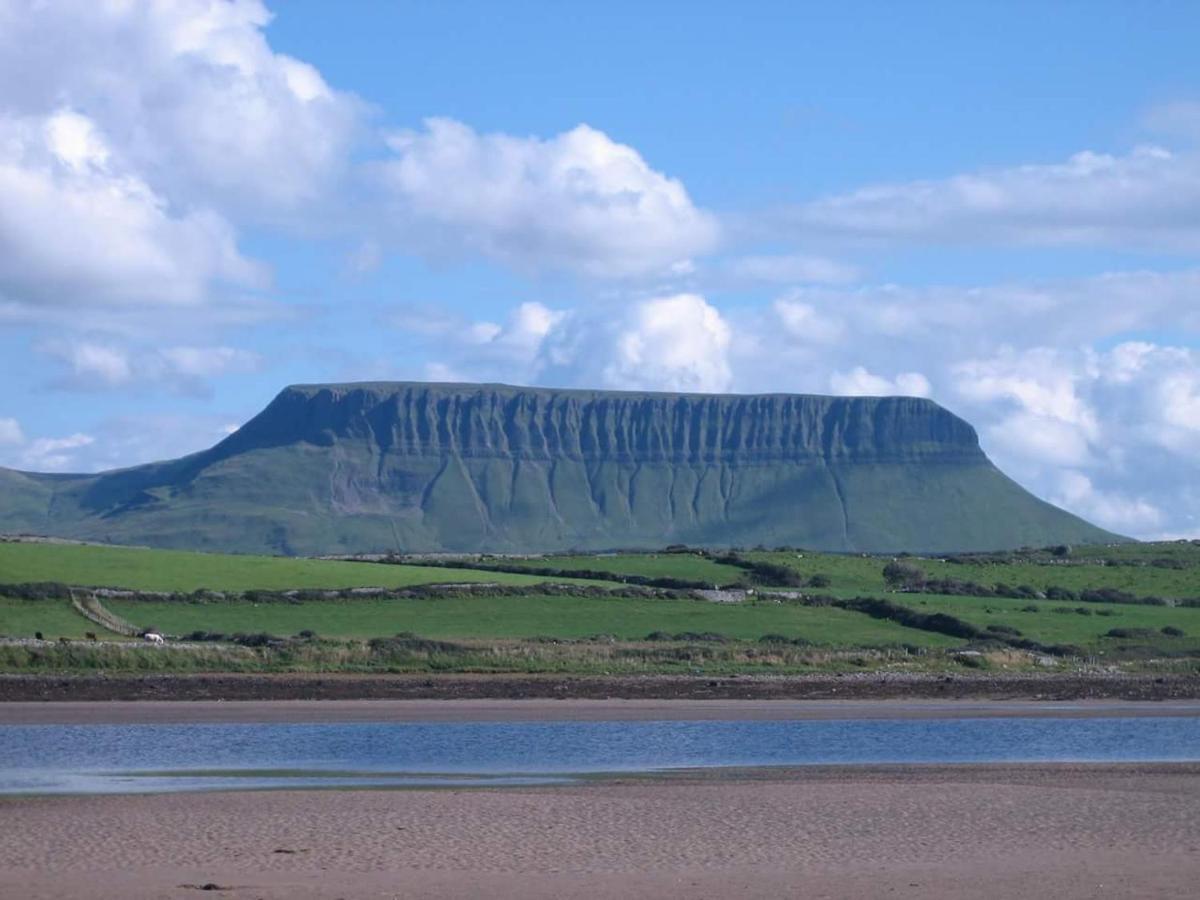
[3,540,1200,674]
[0,597,123,640]
[0,542,610,592]
[741,544,1200,599]
[897,594,1200,653]
[105,594,959,647]
[486,552,746,584]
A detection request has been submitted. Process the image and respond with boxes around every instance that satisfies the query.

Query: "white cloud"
[829,366,931,397]
[376,118,718,277]
[14,433,96,472]
[38,339,261,394]
[773,297,844,344]
[782,144,1200,251]
[0,418,24,446]
[602,294,733,393]
[157,346,261,379]
[1052,471,1164,534]
[0,0,361,219]
[0,109,264,314]
[0,414,249,474]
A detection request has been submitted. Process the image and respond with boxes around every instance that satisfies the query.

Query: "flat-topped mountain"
[0,382,1119,554]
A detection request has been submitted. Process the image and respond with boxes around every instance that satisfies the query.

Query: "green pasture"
[491,552,745,584]
[0,596,121,640]
[744,544,1200,599]
[0,542,609,592]
[105,594,961,647]
[898,593,1200,652]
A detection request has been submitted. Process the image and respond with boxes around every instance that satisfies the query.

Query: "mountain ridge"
[0,381,1121,555]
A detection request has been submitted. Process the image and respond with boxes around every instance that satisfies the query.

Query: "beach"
[1,763,1197,899]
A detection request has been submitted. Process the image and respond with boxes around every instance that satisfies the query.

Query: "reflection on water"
[1,716,1197,795]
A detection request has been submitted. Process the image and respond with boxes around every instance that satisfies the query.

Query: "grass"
[490,552,746,584]
[0,635,937,676]
[0,596,122,640]
[896,593,1200,653]
[104,594,961,647]
[0,542,611,592]
[743,543,1200,599]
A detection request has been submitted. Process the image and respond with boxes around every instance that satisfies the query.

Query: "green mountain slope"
[0,382,1121,554]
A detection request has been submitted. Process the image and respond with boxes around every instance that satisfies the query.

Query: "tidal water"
[2,716,1198,795]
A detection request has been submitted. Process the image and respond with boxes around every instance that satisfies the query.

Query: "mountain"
[0,381,1121,555]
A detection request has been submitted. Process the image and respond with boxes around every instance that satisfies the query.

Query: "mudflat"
[2,764,1197,899]
[3,671,1200,703]
[4,697,1200,725]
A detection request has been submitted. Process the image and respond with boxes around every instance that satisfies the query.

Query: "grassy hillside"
[0,382,1119,555]
[0,542,609,592]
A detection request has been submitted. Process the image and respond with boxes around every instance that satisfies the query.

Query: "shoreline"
[3,762,1197,899]
[3,670,1200,703]
[4,696,1200,725]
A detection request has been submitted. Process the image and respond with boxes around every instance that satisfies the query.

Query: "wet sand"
[4,697,1200,724]
[2,764,1198,899]
[4,670,1200,703]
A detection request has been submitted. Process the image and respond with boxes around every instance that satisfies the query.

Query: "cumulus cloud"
[393,294,733,393]
[0,109,264,313]
[0,0,361,218]
[602,294,733,392]
[781,144,1200,251]
[376,119,718,277]
[829,367,931,398]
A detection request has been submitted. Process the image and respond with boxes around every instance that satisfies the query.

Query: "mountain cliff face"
[0,382,1119,554]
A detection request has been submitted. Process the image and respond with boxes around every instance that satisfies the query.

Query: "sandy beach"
[1,763,1197,899]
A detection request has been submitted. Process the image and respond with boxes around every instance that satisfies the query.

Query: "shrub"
[882,561,926,590]
[955,653,988,669]
[807,574,832,589]
[1104,628,1158,640]
[986,624,1022,637]
[1162,626,1186,637]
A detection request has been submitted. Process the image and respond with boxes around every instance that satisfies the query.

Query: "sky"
[1,0,1199,539]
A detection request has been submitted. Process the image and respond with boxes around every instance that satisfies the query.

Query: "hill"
[0,381,1119,554]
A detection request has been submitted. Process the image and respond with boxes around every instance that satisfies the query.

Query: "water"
[2,717,1198,795]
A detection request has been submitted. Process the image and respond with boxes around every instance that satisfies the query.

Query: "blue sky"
[1,0,1199,538]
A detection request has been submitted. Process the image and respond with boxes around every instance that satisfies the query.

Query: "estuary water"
[2,715,1199,794]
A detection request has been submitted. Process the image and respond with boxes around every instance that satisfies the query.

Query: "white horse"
[143,632,165,645]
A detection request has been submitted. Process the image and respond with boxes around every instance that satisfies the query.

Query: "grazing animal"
[143,632,165,645]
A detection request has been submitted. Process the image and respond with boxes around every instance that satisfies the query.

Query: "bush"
[807,574,831,589]
[882,561,926,590]
[955,653,988,669]
[1162,626,1186,637]
[986,624,1022,637]
[1104,628,1158,640]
